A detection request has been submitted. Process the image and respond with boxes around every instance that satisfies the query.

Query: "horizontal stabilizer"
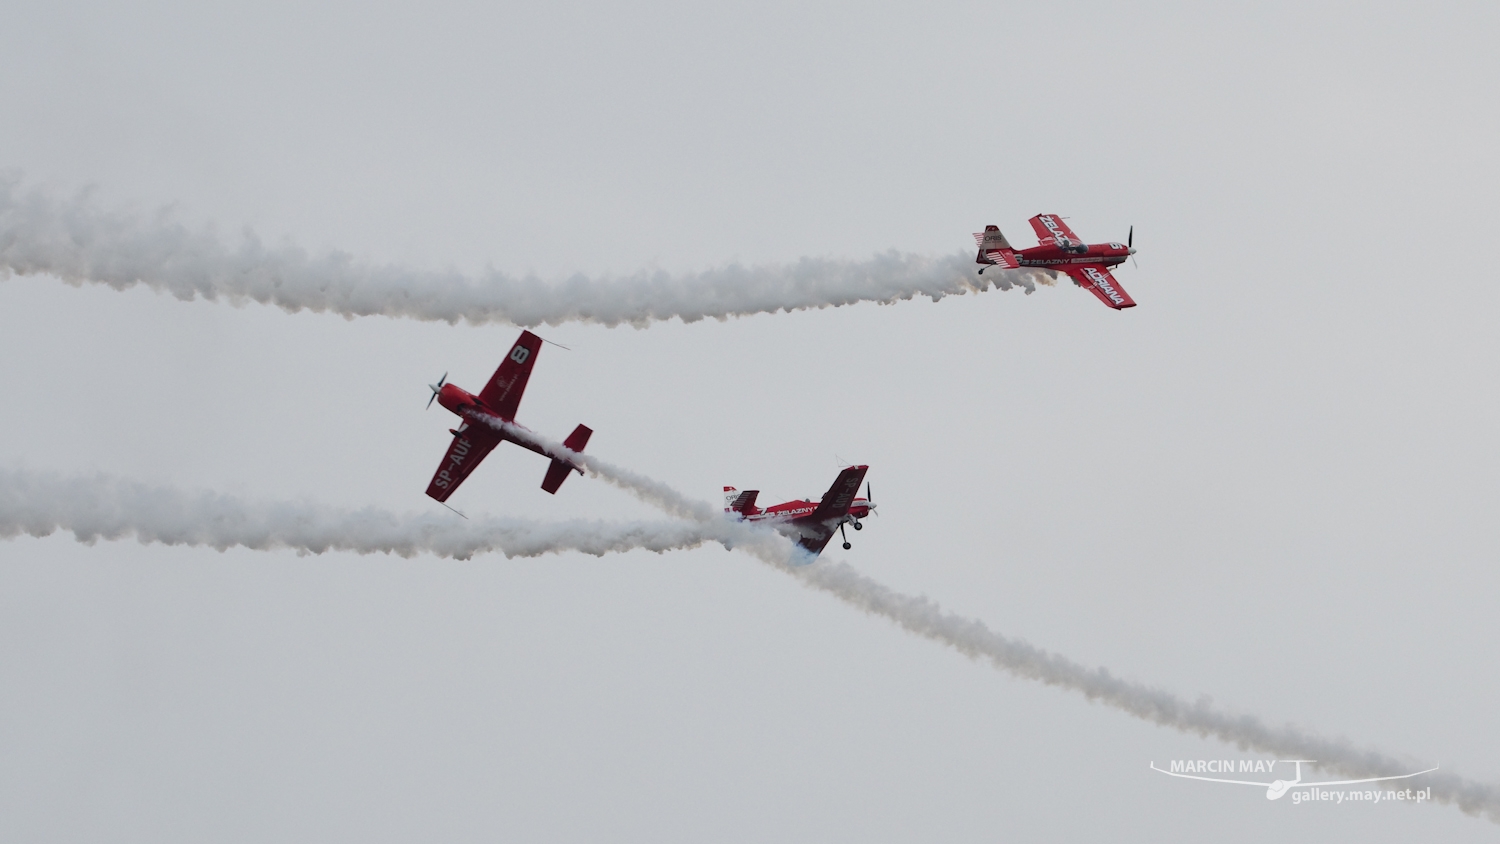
[540,460,571,494]
[725,489,760,515]
[973,226,1019,269]
[541,424,592,494]
[562,424,592,452]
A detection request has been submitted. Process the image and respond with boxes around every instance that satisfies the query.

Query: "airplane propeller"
[851,482,876,532]
[866,482,878,517]
[1128,225,1138,268]
[426,372,448,409]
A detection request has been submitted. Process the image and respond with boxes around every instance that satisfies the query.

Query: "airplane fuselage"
[433,382,554,461]
[744,497,874,525]
[1016,241,1131,269]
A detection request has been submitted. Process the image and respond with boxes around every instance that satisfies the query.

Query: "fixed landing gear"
[839,522,852,551]
[852,520,862,531]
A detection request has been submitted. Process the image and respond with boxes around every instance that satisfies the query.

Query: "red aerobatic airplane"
[424,330,592,502]
[974,214,1139,310]
[724,465,875,560]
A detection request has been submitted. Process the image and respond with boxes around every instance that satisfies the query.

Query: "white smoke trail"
[466,423,1500,822]
[484,419,721,522]
[0,468,758,561]
[789,559,1499,822]
[6,462,1493,821]
[481,418,801,563]
[0,178,1050,327]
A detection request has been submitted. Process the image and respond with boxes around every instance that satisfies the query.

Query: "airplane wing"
[425,424,502,502]
[1149,764,1271,787]
[1028,214,1083,250]
[796,465,869,555]
[1301,766,1440,787]
[477,331,544,420]
[1059,264,1137,310]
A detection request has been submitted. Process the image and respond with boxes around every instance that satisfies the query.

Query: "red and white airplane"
[724,465,875,559]
[974,214,1138,310]
[424,330,592,502]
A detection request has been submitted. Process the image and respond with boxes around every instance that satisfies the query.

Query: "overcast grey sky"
[3,0,1499,840]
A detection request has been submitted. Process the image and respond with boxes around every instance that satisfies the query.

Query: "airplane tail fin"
[973,225,1020,269]
[541,424,592,494]
[723,487,760,516]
